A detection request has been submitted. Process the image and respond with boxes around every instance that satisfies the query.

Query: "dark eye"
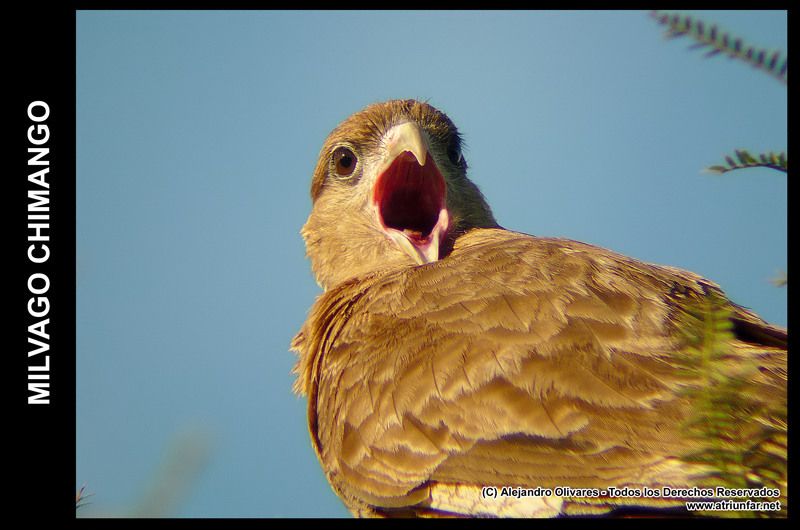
[332,146,357,178]
[447,143,462,166]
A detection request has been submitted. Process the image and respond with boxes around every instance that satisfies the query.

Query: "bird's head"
[302,99,498,290]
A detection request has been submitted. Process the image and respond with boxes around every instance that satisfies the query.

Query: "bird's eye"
[332,146,358,178]
[447,143,462,166]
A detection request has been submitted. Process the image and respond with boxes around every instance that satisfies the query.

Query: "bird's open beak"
[372,122,450,265]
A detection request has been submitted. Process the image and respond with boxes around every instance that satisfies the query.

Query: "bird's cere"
[372,122,449,264]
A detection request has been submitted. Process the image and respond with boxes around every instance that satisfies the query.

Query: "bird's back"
[292,228,786,517]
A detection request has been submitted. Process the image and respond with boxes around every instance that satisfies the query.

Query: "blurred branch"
[76,428,213,518]
[770,271,787,288]
[651,11,787,84]
[129,427,214,517]
[706,149,787,175]
[76,483,93,510]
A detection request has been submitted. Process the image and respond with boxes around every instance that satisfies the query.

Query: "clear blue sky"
[76,10,786,517]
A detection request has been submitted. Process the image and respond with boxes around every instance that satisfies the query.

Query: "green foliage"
[706,149,787,175]
[650,12,788,179]
[651,11,787,84]
[674,295,750,486]
[673,294,786,517]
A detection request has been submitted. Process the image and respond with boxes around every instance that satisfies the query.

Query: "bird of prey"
[291,99,787,517]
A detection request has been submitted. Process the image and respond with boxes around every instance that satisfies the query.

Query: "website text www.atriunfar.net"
[479,485,783,514]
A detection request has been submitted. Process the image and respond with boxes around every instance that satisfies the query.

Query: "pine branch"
[651,11,787,84]
[706,149,787,175]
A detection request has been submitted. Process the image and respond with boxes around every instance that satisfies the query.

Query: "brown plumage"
[292,99,787,517]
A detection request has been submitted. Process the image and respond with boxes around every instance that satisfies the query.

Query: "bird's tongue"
[373,151,449,264]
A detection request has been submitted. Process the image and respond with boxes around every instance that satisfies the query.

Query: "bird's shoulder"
[310,227,721,339]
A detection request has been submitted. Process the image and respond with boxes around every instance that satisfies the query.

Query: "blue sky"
[76,11,786,517]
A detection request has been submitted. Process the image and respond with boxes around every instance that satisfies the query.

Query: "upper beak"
[382,121,428,168]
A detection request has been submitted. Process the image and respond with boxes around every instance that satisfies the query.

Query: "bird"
[291,99,787,518]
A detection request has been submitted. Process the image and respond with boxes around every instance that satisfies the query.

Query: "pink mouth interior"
[373,151,446,243]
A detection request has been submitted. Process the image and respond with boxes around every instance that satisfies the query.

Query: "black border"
[18,3,76,523]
